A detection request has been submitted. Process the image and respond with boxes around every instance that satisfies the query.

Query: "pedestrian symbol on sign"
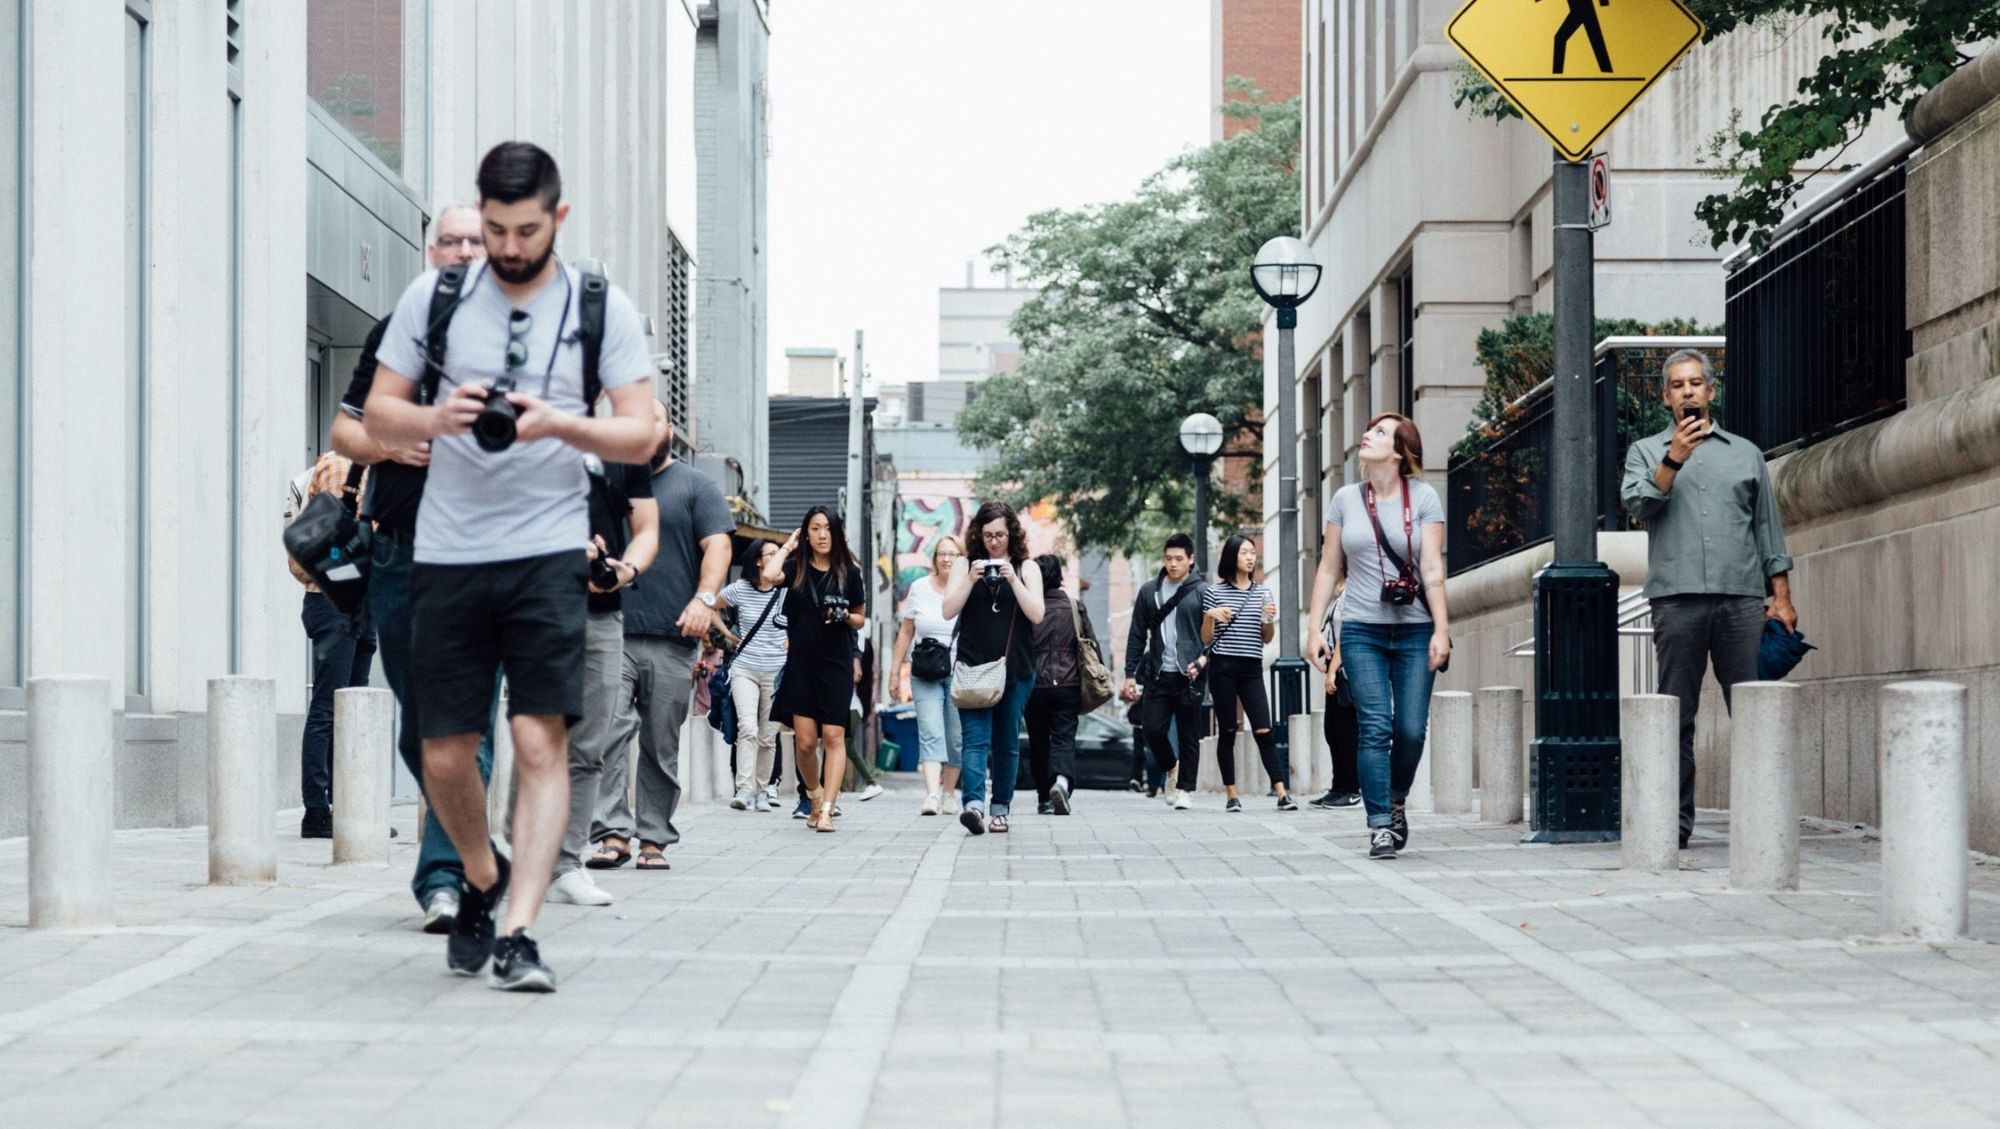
[1447,0,1705,161]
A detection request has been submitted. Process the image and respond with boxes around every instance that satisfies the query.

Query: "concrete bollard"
[1879,681,1969,941]
[208,676,278,886]
[332,688,395,865]
[1621,694,1681,872]
[1429,692,1474,815]
[1194,735,1223,793]
[27,677,116,930]
[1289,712,1324,796]
[1728,682,1801,891]
[1476,687,1525,825]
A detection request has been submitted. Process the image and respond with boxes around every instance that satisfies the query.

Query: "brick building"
[1210,0,1302,139]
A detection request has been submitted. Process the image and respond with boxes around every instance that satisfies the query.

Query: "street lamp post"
[1179,412,1225,574]
[1250,236,1323,789]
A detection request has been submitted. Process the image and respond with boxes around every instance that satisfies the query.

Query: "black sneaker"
[447,851,510,977]
[489,928,556,993]
[1277,794,1298,812]
[1050,779,1072,816]
[1333,791,1361,807]
[300,806,332,839]
[1369,828,1398,859]
[1037,800,1055,816]
[1389,800,1410,851]
[960,807,987,836]
[1225,797,1243,813]
[1309,789,1344,810]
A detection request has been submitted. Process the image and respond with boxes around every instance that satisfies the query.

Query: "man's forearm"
[553,415,656,465]
[696,535,731,596]
[1651,463,1677,493]
[363,390,440,446]
[330,415,391,466]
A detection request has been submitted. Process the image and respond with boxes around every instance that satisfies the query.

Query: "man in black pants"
[1120,533,1208,811]
[364,143,659,991]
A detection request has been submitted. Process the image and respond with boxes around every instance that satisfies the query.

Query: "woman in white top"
[717,539,789,811]
[1197,533,1294,812]
[891,536,965,815]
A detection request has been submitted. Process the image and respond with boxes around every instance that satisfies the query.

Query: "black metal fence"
[1724,163,1911,455]
[1446,344,1728,577]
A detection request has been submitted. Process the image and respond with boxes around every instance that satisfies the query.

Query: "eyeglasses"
[505,309,531,370]
[435,235,482,250]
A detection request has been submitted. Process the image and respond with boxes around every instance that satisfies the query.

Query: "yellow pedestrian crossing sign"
[1447,0,1706,162]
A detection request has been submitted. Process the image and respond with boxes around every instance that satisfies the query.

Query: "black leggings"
[1208,655,1283,789]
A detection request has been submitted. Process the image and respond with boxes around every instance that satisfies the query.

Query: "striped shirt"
[721,579,789,673]
[1202,581,1273,659]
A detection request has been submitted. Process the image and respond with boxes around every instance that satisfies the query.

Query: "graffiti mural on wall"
[885,482,1070,601]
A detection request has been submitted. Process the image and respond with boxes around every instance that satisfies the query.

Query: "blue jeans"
[369,533,497,905]
[1340,621,1437,829]
[958,675,1034,816]
[301,591,376,809]
[910,675,962,767]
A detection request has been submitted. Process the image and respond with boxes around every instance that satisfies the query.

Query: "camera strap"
[418,261,607,407]
[1364,480,1417,588]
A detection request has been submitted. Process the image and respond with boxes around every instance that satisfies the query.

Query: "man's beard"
[489,241,555,284]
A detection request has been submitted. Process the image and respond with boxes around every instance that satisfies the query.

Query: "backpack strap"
[419,263,472,405]
[576,263,609,409]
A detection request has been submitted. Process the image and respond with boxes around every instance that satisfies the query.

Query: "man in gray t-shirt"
[362,143,659,992]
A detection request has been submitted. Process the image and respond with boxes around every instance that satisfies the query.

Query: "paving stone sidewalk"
[3,784,1999,1129]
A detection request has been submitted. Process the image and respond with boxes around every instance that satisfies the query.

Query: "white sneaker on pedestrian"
[755,792,774,812]
[941,792,961,816]
[731,789,752,811]
[859,783,885,802]
[1172,790,1194,811]
[762,784,779,807]
[921,791,941,816]
[547,869,613,907]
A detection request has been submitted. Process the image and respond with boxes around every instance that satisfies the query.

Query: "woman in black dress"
[764,506,867,833]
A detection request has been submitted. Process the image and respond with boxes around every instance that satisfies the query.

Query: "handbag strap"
[1365,480,1417,586]
[735,587,779,656]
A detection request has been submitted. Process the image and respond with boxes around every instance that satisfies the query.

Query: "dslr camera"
[1380,574,1422,607]
[473,376,519,452]
[819,591,851,624]
[589,553,619,590]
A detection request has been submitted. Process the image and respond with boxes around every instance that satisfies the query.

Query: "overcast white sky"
[765,0,1213,392]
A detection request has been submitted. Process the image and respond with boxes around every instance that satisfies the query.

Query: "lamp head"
[1179,412,1225,458]
[1250,236,1322,309]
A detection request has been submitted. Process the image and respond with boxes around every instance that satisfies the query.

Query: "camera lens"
[474,378,518,452]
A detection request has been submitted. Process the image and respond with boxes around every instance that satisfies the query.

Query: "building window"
[127,4,151,700]
[0,0,21,690]
[661,235,692,445]
[306,0,422,176]
[1301,367,1323,574]
[1395,267,1415,421]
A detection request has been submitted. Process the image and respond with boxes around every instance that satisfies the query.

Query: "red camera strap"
[1363,479,1417,590]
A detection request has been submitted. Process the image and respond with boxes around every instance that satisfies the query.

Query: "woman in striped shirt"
[718,540,790,811]
[1198,534,1296,812]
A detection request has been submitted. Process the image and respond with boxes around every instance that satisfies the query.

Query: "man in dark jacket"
[1120,533,1207,810]
[1027,554,1099,815]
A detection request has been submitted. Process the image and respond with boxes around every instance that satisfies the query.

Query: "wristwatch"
[1661,453,1685,472]
[696,591,717,609]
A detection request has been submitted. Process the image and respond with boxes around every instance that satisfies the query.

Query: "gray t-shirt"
[1327,479,1445,625]
[375,262,653,566]
[622,460,736,638]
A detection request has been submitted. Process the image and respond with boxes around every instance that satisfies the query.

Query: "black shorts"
[410,549,589,738]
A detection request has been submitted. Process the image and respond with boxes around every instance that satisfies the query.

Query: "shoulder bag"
[707,589,779,743]
[951,610,1017,710]
[1071,600,1114,712]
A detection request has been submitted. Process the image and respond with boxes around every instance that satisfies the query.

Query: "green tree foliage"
[957,90,1300,556]
[1452,2,2000,252]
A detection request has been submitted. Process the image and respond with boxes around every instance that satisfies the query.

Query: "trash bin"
[879,703,919,772]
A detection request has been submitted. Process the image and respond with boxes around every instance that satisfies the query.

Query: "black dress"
[956,561,1036,693]
[774,559,865,727]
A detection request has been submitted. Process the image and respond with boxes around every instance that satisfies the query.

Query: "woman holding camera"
[1197,534,1294,813]
[766,505,867,833]
[892,535,966,816]
[719,539,789,811]
[940,501,1045,835]
[1306,413,1450,860]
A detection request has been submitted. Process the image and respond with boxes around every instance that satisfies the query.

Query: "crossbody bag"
[707,589,781,743]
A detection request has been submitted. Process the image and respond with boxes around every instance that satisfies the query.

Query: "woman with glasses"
[766,506,868,833]
[1197,533,1294,813]
[940,501,1045,835]
[892,535,967,816]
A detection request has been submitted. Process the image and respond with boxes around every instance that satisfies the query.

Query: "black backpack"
[419,261,611,407]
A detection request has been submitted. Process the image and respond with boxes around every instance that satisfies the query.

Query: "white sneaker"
[755,793,774,812]
[547,869,613,907]
[1172,790,1194,811]
[761,784,779,807]
[858,783,885,802]
[941,792,961,816]
[731,789,752,811]
[921,791,941,815]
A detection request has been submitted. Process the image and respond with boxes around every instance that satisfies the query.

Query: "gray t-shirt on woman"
[1326,479,1445,625]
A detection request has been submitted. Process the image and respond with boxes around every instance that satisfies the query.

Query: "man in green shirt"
[1621,349,1799,849]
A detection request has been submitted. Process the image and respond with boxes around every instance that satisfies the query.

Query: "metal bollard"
[332,688,395,865]
[1879,681,1969,941]
[1728,682,1800,891]
[208,676,278,886]
[1476,687,1525,825]
[1429,691,1474,815]
[27,677,116,930]
[1620,694,1680,872]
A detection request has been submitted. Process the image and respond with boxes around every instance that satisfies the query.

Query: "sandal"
[586,838,631,869]
[635,844,670,871]
[812,800,837,833]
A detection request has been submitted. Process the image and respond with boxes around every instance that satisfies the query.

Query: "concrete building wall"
[938,285,1033,383]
